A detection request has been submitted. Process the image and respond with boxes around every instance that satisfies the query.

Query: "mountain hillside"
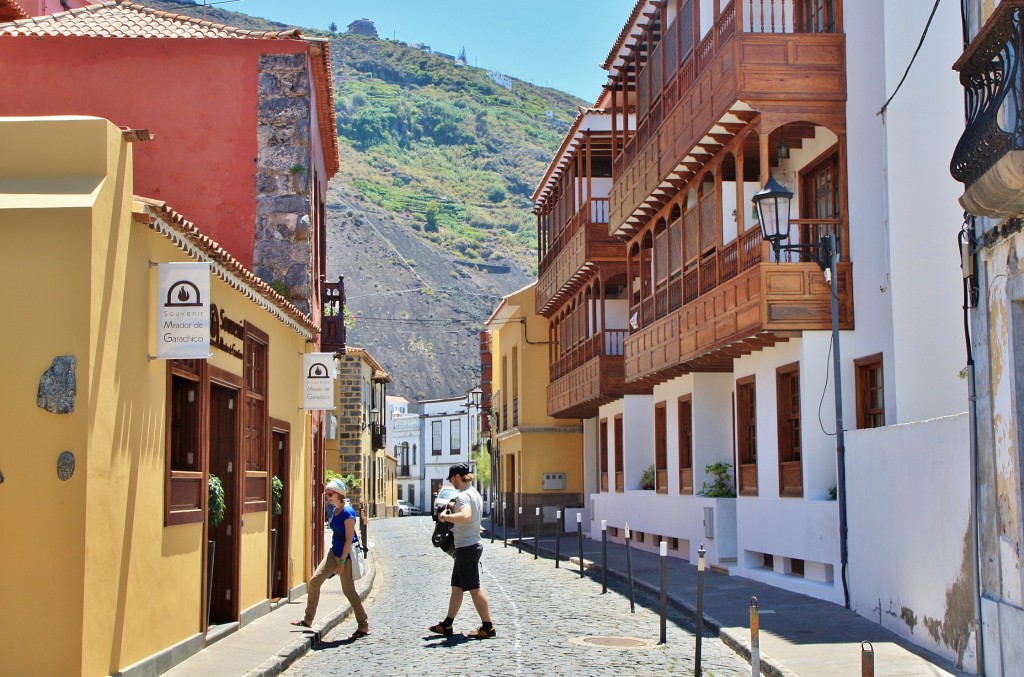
[141,1,586,401]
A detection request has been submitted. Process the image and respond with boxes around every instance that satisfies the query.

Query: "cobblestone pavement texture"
[284,516,750,677]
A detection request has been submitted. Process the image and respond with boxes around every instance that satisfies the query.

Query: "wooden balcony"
[610,11,845,232]
[537,199,623,315]
[624,258,853,385]
[320,276,346,353]
[547,331,651,418]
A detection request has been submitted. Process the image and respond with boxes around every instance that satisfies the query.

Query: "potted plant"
[271,475,284,516]
[640,464,656,490]
[206,473,226,625]
[208,473,226,527]
[698,462,736,498]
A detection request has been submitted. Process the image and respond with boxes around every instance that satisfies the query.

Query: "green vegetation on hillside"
[330,34,585,271]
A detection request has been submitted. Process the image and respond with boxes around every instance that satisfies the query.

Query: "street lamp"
[361,407,379,430]
[752,176,850,609]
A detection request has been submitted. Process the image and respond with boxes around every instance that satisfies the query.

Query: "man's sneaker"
[428,622,453,636]
[467,625,496,639]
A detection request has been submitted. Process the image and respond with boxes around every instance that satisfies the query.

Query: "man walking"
[429,463,495,639]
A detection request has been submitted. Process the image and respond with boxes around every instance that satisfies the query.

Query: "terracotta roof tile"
[0,1,303,38]
[0,1,28,22]
[132,196,318,337]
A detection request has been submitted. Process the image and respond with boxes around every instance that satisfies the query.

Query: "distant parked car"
[396,500,421,517]
[433,486,460,517]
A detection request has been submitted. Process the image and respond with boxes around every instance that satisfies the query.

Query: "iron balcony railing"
[952,2,1024,188]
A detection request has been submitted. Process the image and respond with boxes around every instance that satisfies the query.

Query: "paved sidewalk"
[162,544,376,677]
[488,519,969,677]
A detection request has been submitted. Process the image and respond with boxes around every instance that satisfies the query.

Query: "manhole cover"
[580,636,649,648]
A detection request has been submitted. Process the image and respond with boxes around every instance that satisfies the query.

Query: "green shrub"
[208,474,226,528]
[272,476,284,516]
[640,464,656,490]
[698,462,736,498]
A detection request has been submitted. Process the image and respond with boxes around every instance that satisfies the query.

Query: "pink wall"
[19,1,93,18]
[0,37,309,266]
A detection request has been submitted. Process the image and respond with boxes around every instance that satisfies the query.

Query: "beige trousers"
[302,551,368,627]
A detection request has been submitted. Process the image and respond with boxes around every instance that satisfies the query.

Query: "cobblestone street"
[285,517,749,677]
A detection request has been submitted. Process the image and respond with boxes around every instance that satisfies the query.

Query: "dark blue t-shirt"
[329,503,358,558]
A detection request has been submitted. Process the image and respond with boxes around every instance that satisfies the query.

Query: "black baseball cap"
[447,463,470,479]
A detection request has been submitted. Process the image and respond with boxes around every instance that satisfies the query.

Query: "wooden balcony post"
[736,149,746,269]
[759,130,770,185]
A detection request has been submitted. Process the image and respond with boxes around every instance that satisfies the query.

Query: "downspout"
[960,222,985,674]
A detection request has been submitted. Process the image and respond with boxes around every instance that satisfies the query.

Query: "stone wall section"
[255,53,313,315]
[336,355,367,504]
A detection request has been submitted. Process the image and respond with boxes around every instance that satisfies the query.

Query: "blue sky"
[226,0,628,102]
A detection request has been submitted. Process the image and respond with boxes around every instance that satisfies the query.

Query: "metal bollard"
[625,522,635,613]
[517,506,523,554]
[555,509,562,568]
[659,541,668,644]
[750,597,760,677]
[577,512,584,578]
[695,544,706,676]
[490,498,495,544]
[534,507,541,560]
[502,501,507,548]
[601,520,608,593]
[861,641,874,677]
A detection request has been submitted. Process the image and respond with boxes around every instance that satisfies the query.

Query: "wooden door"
[208,383,240,625]
[269,424,290,600]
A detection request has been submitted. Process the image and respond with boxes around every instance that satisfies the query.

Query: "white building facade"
[420,396,474,509]
[538,0,974,670]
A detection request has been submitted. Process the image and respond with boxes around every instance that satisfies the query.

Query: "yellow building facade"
[485,283,582,532]
[0,117,318,676]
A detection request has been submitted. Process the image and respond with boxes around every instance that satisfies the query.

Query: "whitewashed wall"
[881,0,967,423]
[846,413,975,672]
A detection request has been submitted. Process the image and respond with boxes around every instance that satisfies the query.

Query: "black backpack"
[431,501,456,556]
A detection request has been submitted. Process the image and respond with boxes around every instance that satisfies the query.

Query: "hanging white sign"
[156,262,211,359]
[303,352,336,410]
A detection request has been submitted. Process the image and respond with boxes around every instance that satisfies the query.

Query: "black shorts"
[451,543,483,591]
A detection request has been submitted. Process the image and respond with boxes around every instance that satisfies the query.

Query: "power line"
[878,0,942,116]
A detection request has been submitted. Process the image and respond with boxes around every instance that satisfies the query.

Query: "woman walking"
[292,478,369,639]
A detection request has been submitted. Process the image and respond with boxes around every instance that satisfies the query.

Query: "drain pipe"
[959,223,985,674]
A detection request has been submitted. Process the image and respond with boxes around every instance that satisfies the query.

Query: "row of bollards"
[499,511,877,677]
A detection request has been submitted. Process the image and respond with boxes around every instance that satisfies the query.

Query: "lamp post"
[467,388,484,506]
[752,176,850,609]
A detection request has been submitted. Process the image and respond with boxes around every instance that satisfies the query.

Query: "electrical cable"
[878,0,943,116]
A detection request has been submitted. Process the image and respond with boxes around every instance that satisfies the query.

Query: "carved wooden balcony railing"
[611,2,845,231]
[624,222,852,385]
[952,2,1024,214]
[537,199,620,314]
[321,276,346,353]
[371,422,386,451]
[547,330,651,418]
